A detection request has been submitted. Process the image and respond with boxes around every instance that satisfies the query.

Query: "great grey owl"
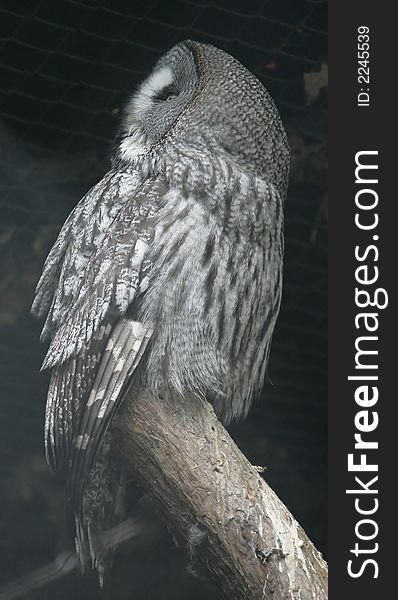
[32,40,290,581]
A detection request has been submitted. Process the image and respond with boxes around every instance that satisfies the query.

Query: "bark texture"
[113,387,328,600]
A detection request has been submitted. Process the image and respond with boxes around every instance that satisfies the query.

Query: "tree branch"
[113,387,328,600]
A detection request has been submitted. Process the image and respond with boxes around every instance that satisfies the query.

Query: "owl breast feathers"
[32,40,290,581]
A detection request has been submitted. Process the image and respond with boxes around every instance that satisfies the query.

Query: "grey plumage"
[32,40,290,581]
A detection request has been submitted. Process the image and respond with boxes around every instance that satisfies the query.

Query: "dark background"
[0,1,327,598]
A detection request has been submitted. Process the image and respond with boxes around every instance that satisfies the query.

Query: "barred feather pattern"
[138,130,284,422]
[32,172,164,576]
[32,40,289,581]
[32,170,159,368]
[71,318,151,583]
[32,135,284,575]
[45,321,111,470]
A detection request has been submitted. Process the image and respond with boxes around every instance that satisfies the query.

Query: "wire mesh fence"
[0,1,327,598]
[1,0,327,150]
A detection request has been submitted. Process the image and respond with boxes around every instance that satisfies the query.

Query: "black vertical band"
[329,2,394,597]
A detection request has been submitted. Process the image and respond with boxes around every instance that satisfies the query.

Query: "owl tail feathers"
[72,522,115,586]
[74,515,110,587]
[70,456,127,586]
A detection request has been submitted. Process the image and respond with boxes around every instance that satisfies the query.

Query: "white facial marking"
[126,66,174,124]
[134,66,174,115]
[120,67,174,160]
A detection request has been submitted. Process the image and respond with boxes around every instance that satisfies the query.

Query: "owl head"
[116,41,290,193]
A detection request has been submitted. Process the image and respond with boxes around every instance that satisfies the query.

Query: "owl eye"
[154,85,177,102]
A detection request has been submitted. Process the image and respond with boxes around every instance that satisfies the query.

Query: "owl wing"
[32,170,157,369]
[69,315,152,508]
[32,172,166,479]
